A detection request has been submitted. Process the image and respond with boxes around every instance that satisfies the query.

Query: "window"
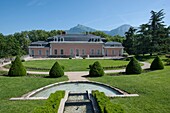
[112,50,114,55]
[46,50,49,56]
[76,49,79,56]
[105,49,107,56]
[70,48,74,55]
[31,50,34,56]
[97,49,100,55]
[54,37,58,41]
[61,49,64,55]
[61,38,64,42]
[82,49,85,55]
[54,49,57,55]
[38,50,41,55]
[91,49,94,55]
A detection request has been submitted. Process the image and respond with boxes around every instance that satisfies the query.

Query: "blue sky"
[0,0,169,35]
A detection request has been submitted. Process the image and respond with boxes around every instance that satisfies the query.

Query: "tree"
[126,57,142,74]
[123,27,137,55]
[49,61,64,78]
[150,56,164,70]
[0,33,6,58]
[148,9,165,55]
[8,56,27,76]
[89,61,104,77]
[136,24,151,55]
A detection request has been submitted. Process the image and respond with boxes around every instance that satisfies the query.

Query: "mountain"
[66,24,96,34]
[107,24,131,36]
[66,24,131,36]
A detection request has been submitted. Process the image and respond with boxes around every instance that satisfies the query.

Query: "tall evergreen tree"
[148,9,165,55]
[123,27,137,55]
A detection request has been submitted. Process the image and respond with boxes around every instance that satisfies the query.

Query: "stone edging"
[9,80,138,100]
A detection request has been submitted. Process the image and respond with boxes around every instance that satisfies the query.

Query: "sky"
[0,0,170,35]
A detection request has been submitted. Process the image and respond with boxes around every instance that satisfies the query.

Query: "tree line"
[123,9,170,55]
[0,30,64,58]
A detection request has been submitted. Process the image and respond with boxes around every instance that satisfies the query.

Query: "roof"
[30,41,49,47]
[104,42,123,47]
[47,34,101,42]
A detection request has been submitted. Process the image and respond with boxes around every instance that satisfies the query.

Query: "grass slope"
[89,66,170,113]
[0,75,68,113]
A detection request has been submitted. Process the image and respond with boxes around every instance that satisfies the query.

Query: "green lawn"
[0,74,68,113]
[20,59,128,72]
[88,66,170,113]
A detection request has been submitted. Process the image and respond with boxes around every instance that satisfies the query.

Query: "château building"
[28,34,124,58]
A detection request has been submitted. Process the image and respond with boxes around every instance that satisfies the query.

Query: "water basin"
[31,81,124,97]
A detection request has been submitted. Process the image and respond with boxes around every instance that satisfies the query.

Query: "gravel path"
[0,60,150,81]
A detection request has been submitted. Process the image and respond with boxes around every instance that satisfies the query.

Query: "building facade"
[28,34,124,58]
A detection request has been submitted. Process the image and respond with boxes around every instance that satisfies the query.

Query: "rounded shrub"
[150,56,164,70]
[126,57,142,74]
[49,61,64,78]
[8,56,27,76]
[89,61,104,77]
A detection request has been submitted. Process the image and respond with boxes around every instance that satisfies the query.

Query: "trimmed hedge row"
[25,65,64,71]
[103,65,127,70]
[32,90,65,113]
[92,90,125,113]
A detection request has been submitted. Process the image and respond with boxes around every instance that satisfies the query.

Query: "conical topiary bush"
[150,56,164,70]
[89,61,104,77]
[126,57,142,74]
[49,61,64,78]
[8,56,27,76]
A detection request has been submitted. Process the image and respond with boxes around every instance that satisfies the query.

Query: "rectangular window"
[105,49,107,56]
[76,49,79,56]
[112,50,114,55]
[91,49,94,55]
[97,49,100,55]
[31,50,34,56]
[54,49,57,55]
[61,49,64,55]
[38,50,41,55]
[46,50,49,56]
[82,49,85,55]
[70,48,74,55]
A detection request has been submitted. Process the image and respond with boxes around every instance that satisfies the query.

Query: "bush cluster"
[92,90,125,113]
[49,61,64,78]
[8,56,27,76]
[150,56,164,70]
[32,91,65,113]
[89,61,104,77]
[126,57,142,74]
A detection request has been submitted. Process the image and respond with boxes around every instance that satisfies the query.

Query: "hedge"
[8,56,27,76]
[150,56,164,70]
[89,61,104,77]
[92,90,125,113]
[32,90,65,113]
[126,57,142,74]
[49,61,64,78]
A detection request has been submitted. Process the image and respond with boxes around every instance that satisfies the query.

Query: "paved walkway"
[0,60,150,81]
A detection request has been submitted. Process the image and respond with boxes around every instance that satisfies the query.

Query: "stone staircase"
[63,91,97,113]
